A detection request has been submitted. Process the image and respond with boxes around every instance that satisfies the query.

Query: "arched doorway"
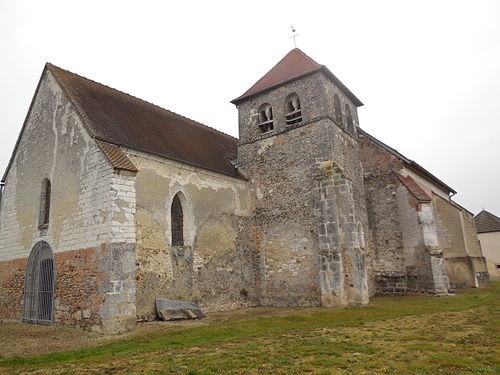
[23,241,55,324]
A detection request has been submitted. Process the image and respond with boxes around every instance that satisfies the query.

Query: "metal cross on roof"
[290,26,299,48]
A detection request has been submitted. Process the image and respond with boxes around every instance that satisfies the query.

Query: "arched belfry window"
[258,103,274,133]
[285,93,302,125]
[334,94,342,125]
[23,241,55,324]
[345,104,354,133]
[171,194,184,246]
[39,179,51,229]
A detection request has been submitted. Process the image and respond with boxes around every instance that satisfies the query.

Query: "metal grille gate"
[22,241,55,324]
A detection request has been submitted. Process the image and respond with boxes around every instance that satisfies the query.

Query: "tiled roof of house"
[474,210,500,233]
[47,64,242,179]
[231,48,363,106]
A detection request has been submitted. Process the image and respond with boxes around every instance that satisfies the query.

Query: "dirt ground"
[0,306,316,358]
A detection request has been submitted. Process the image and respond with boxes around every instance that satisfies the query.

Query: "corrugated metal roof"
[474,210,500,233]
[47,64,242,179]
[231,48,363,106]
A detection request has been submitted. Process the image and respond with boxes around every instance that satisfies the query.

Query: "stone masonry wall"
[236,71,370,307]
[0,70,136,333]
[434,194,489,287]
[127,150,254,320]
[395,186,449,293]
[360,134,449,294]
[359,133,407,293]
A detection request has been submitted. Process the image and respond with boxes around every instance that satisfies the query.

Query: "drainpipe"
[449,191,457,202]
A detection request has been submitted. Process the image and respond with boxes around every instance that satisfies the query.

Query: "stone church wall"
[0,70,136,333]
[359,133,407,293]
[126,151,254,320]
[433,194,489,288]
[236,72,370,307]
[360,134,450,294]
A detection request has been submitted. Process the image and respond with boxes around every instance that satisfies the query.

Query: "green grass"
[1,282,499,374]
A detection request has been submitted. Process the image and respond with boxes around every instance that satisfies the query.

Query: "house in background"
[475,210,500,280]
[0,49,489,333]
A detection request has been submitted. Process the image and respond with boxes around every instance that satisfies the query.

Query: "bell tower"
[232,49,371,307]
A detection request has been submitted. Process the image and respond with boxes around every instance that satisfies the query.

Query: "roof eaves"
[358,128,456,195]
[231,67,323,105]
[395,172,432,202]
[104,138,247,181]
[231,65,363,107]
[320,66,363,107]
[95,139,139,173]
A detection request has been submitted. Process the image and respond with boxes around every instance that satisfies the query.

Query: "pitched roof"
[95,139,138,172]
[474,210,500,233]
[231,48,363,106]
[46,64,241,179]
[395,173,432,202]
[358,128,457,195]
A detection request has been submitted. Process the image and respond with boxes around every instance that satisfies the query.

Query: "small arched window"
[334,94,342,125]
[345,104,354,133]
[285,93,302,125]
[258,103,274,133]
[39,179,51,228]
[171,194,184,246]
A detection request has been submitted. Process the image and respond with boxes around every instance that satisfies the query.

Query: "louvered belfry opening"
[285,93,302,125]
[171,195,184,246]
[23,241,55,324]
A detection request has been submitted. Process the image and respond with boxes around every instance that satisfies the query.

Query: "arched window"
[258,103,274,133]
[285,93,302,125]
[39,179,51,228]
[345,104,354,133]
[334,94,342,125]
[23,241,55,324]
[171,194,184,246]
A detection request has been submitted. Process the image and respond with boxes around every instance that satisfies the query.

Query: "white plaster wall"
[0,70,122,261]
[479,231,500,279]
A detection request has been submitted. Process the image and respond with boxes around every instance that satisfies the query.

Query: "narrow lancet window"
[285,93,302,125]
[334,94,342,125]
[171,194,184,246]
[345,104,354,133]
[258,103,274,133]
[39,179,51,228]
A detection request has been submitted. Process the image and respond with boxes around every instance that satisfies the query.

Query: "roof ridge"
[232,48,321,103]
[46,63,238,142]
[474,209,500,233]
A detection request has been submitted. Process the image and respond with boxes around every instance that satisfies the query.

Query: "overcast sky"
[1,0,499,216]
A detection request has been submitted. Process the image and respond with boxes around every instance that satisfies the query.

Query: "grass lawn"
[0,282,498,375]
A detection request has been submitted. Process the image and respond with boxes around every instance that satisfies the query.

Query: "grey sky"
[1,0,499,215]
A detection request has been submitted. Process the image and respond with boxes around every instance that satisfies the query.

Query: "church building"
[0,49,488,333]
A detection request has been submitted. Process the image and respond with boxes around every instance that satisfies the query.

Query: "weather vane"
[290,26,298,48]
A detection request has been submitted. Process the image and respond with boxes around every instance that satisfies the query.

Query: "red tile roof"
[235,49,321,100]
[395,172,432,202]
[95,139,138,172]
[231,48,363,106]
[474,210,500,233]
[47,64,242,179]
